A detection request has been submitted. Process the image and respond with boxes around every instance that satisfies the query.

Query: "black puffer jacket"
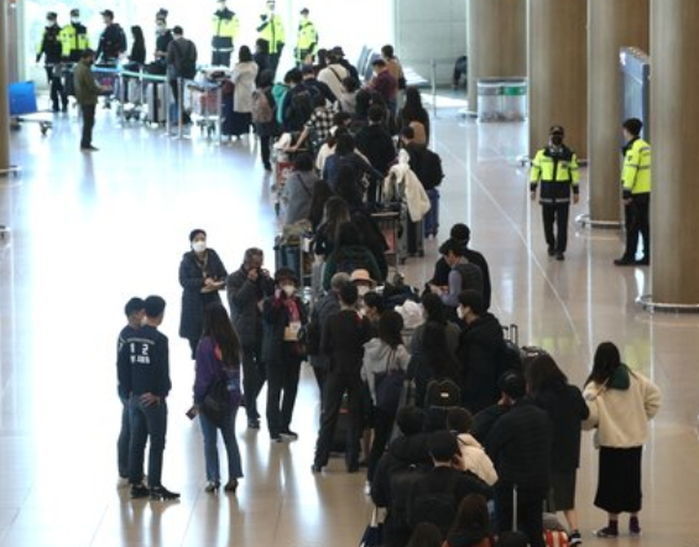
[226,267,275,348]
[457,313,506,413]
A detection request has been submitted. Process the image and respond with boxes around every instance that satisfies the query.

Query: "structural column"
[0,0,11,172]
[587,0,649,225]
[528,0,587,157]
[646,0,699,307]
[466,0,526,111]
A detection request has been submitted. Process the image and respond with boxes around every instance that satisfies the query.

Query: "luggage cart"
[187,80,222,140]
[118,69,146,122]
[8,81,52,135]
[274,232,314,289]
[371,208,404,268]
[92,64,120,108]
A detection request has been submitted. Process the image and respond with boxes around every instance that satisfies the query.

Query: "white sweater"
[456,434,498,486]
[583,369,661,448]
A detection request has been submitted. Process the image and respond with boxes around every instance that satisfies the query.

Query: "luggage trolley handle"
[512,483,518,532]
[502,323,519,346]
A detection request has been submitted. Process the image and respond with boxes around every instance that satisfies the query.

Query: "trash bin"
[477,79,503,122]
[502,78,527,121]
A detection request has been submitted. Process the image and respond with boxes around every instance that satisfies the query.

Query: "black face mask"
[550,135,563,146]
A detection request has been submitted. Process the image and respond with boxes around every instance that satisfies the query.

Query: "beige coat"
[456,433,498,486]
[583,369,661,448]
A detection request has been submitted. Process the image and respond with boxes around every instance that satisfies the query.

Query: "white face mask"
[357,285,370,297]
[282,285,296,297]
[192,241,207,253]
[456,306,465,320]
[71,17,80,24]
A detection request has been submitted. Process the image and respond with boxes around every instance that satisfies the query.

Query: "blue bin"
[9,81,38,116]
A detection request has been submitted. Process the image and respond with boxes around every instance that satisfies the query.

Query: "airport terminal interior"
[2,0,699,546]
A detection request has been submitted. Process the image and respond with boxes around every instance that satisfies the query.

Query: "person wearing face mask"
[212,0,240,67]
[455,290,507,414]
[95,10,127,64]
[530,125,580,261]
[261,269,308,442]
[295,8,318,67]
[430,238,483,320]
[73,49,106,151]
[153,14,173,72]
[37,11,68,112]
[351,269,377,300]
[60,9,90,63]
[257,0,286,79]
[179,229,228,359]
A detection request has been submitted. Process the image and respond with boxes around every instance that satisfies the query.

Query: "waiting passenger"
[178,229,227,359]
[338,76,360,115]
[229,46,259,138]
[447,408,497,486]
[527,354,589,545]
[253,69,277,172]
[281,152,318,225]
[398,86,431,146]
[432,239,483,314]
[290,93,337,153]
[262,268,308,442]
[356,104,397,178]
[583,341,661,538]
[193,304,243,494]
[322,222,382,291]
[445,494,494,547]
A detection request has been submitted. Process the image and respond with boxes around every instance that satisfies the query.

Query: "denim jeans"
[199,407,243,482]
[129,395,167,488]
[424,188,440,237]
[118,396,130,478]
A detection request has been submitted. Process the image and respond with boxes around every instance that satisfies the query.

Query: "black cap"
[549,125,565,135]
[156,8,168,18]
[46,11,58,19]
[331,46,345,57]
[300,7,309,14]
[101,9,114,18]
[70,8,80,16]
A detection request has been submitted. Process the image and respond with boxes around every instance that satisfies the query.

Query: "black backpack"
[288,89,314,127]
[419,149,445,190]
[424,378,461,408]
[201,374,231,427]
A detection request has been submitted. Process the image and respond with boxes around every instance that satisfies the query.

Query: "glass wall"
[23,0,394,86]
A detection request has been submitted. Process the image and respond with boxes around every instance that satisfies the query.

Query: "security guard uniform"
[60,11,89,63]
[257,11,285,77]
[296,12,318,65]
[211,8,240,66]
[37,15,68,112]
[530,128,580,259]
[620,136,652,264]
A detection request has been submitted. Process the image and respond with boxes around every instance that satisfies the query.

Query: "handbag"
[359,506,384,547]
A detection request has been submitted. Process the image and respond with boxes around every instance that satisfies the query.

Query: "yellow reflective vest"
[212,9,240,48]
[297,19,318,53]
[258,13,285,54]
[530,146,580,204]
[622,137,651,197]
[60,23,90,62]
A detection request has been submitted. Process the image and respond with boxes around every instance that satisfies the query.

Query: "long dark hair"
[320,197,351,244]
[527,354,568,395]
[202,304,240,369]
[587,341,623,385]
[448,494,491,542]
[423,321,458,379]
[402,86,427,122]
[379,310,404,349]
[421,292,447,325]
[239,45,253,63]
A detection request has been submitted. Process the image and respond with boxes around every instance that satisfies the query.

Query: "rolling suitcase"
[146,82,166,124]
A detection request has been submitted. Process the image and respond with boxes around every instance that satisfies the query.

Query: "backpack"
[424,378,461,408]
[419,149,444,190]
[251,89,274,124]
[201,373,231,427]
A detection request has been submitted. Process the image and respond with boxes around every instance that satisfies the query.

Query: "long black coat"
[178,249,227,340]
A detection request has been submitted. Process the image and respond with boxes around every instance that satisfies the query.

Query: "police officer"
[615,118,651,266]
[60,9,89,63]
[96,9,127,64]
[530,125,580,261]
[37,11,67,112]
[211,0,240,67]
[257,0,285,78]
[296,8,318,66]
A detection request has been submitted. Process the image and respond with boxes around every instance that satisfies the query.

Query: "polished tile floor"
[1,99,699,546]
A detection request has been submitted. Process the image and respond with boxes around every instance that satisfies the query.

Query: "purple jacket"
[193,336,241,407]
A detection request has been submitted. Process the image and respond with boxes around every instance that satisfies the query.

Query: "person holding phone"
[118,296,179,500]
[261,268,308,442]
[227,248,275,429]
[179,229,227,359]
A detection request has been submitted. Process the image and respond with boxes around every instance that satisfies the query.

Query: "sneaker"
[130,484,150,499]
[630,516,641,536]
[204,481,220,493]
[117,476,130,489]
[548,246,556,257]
[280,429,298,439]
[311,464,323,474]
[568,531,582,545]
[614,256,636,266]
[636,257,650,266]
[81,145,99,151]
[270,434,283,443]
[149,485,180,501]
[594,524,619,538]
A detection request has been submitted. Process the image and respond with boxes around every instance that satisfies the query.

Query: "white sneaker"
[117,477,130,489]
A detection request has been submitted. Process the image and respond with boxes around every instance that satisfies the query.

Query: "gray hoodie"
[361,338,411,405]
